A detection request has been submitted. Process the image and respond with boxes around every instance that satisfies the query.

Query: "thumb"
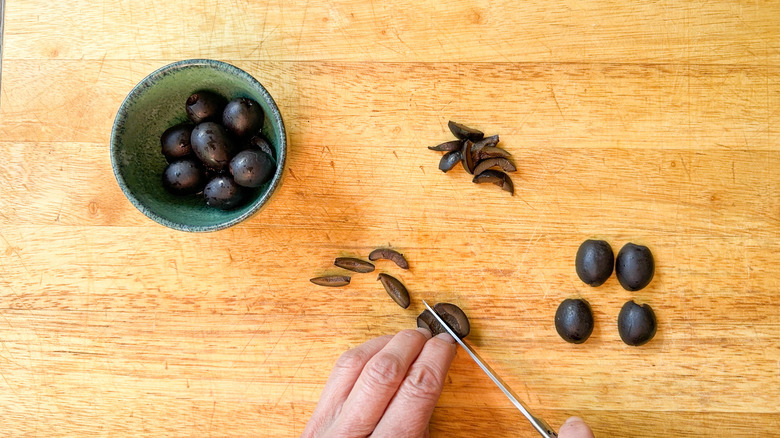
[558,416,595,438]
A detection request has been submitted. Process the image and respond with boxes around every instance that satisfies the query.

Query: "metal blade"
[422,300,558,438]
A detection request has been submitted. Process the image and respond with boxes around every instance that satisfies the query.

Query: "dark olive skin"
[229,149,274,188]
[247,135,275,160]
[160,124,194,162]
[162,159,206,195]
[191,122,236,171]
[447,120,484,141]
[185,90,227,124]
[554,298,594,344]
[223,98,264,138]
[439,150,462,172]
[615,243,655,291]
[203,175,245,210]
[575,240,614,287]
[417,303,470,339]
[617,301,657,346]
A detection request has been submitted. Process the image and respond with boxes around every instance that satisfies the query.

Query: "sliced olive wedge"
[473,169,514,195]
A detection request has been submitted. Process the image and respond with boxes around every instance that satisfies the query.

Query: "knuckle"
[403,363,444,402]
[363,353,406,389]
[334,348,370,375]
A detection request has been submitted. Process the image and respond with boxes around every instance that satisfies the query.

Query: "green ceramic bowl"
[111,59,286,232]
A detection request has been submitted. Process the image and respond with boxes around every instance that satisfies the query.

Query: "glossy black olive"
[203,175,245,210]
[160,124,194,162]
[191,122,236,171]
[223,98,264,138]
[229,149,274,188]
[185,90,227,124]
[162,159,205,195]
[575,240,614,287]
[554,298,594,344]
[615,243,655,291]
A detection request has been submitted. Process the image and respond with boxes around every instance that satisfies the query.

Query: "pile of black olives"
[160,91,276,210]
[555,240,657,346]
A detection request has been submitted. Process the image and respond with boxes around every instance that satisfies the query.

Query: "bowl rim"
[110,59,287,232]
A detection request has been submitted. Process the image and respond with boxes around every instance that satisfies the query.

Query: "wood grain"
[1,1,779,437]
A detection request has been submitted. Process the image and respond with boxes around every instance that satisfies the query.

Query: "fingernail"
[416,327,432,339]
[435,333,456,344]
[564,416,584,425]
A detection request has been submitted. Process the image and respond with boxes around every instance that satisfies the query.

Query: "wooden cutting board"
[0,1,778,436]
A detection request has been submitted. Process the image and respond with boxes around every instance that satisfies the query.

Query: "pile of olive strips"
[555,240,657,346]
[160,91,276,210]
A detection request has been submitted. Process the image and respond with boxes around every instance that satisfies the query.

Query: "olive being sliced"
[472,157,517,175]
[418,302,470,338]
[368,248,409,269]
[334,257,375,273]
[428,140,463,152]
[439,150,462,172]
[310,275,351,287]
[472,170,514,195]
[377,273,410,309]
[448,121,484,141]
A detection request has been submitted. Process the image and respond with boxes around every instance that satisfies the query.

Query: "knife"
[422,300,558,438]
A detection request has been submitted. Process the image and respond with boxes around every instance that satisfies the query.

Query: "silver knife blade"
[422,300,558,438]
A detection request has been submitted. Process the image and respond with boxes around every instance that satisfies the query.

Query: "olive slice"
[377,273,410,309]
[428,140,463,152]
[448,121,484,141]
[472,157,517,175]
[439,150,462,172]
[368,248,409,269]
[472,170,514,195]
[334,257,375,273]
[310,275,351,287]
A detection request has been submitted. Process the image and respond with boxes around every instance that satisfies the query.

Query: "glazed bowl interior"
[111,59,286,232]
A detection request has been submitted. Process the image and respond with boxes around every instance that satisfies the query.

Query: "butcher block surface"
[0,1,779,436]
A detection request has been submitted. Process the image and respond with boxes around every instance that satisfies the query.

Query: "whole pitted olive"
[223,98,264,138]
[617,301,657,346]
[554,298,594,344]
[575,240,614,287]
[162,159,206,195]
[229,149,274,188]
[185,90,227,124]
[204,175,245,210]
[160,124,194,162]
[615,243,655,291]
[191,122,236,171]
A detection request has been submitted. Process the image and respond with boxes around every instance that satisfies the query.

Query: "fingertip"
[416,327,432,339]
[559,416,594,438]
[434,332,456,344]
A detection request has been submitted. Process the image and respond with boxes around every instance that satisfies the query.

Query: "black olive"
[229,149,274,188]
[615,243,655,291]
[223,98,264,138]
[472,157,517,175]
[575,240,614,287]
[417,303,470,338]
[185,90,227,124]
[377,273,410,309]
[162,159,206,195]
[439,150,462,172]
[368,248,409,269]
[447,120,484,141]
[203,175,245,210]
[472,169,514,195]
[617,301,657,346]
[554,298,594,344]
[246,135,275,160]
[428,140,463,152]
[191,122,236,171]
[160,124,194,162]
[334,257,375,273]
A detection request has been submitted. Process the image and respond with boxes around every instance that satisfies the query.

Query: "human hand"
[301,328,457,437]
[558,416,595,438]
